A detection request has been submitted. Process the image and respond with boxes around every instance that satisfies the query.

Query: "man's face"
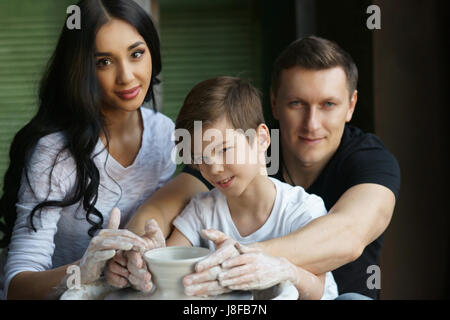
[271,66,357,168]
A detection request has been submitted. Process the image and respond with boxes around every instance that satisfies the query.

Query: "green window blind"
[159,0,262,122]
[0,0,72,191]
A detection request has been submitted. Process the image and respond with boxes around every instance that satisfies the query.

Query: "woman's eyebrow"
[128,41,145,51]
[94,41,145,57]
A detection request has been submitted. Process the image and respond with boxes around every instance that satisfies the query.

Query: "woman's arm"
[7,262,78,300]
[7,208,147,299]
[126,173,208,238]
[258,183,396,274]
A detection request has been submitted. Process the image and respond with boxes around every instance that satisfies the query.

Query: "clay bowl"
[143,246,211,299]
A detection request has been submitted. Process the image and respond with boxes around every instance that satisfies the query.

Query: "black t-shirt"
[182,124,401,299]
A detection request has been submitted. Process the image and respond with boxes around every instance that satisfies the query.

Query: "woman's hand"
[78,207,148,285]
[183,229,240,297]
[105,218,166,292]
[217,243,298,291]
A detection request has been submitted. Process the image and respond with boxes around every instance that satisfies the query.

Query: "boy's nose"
[208,162,224,175]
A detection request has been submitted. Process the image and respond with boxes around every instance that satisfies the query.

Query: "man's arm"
[257,183,396,274]
[126,172,208,238]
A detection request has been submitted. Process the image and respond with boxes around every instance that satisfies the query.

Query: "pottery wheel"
[104,286,253,300]
[60,278,298,300]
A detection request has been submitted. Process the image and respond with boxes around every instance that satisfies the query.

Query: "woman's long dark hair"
[0,0,161,247]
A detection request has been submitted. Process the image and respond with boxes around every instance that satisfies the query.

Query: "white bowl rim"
[144,246,210,265]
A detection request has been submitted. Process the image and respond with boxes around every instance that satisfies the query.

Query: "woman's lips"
[115,85,141,100]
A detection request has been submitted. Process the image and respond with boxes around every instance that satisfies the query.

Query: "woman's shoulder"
[30,132,75,176]
[141,107,175,132]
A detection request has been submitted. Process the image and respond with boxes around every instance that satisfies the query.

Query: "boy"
[166,76,337,300]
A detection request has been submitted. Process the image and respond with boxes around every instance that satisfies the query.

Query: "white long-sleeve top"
[0,107,175,299]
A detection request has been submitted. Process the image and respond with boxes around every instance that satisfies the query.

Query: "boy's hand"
[105,219,166,292]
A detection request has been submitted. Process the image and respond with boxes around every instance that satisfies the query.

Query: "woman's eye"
[96,58,111,67]
[132,50,145,59]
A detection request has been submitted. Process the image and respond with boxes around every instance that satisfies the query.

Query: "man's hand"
[218,243,299,291]
[183,229,240,296]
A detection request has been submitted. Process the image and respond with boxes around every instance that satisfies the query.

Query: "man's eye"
[289,101,301,107]
[325,101,335,107]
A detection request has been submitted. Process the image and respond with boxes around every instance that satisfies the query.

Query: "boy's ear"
[256,123,271,152]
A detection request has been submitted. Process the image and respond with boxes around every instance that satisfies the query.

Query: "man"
[107,36,400,299]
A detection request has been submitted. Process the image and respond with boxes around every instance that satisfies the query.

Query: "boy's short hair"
[271,35,358,98]
[175,76,264,135]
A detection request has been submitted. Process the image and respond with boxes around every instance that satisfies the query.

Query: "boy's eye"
[192,155,202,163]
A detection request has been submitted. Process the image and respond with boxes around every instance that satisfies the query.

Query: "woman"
[0,0,174,299]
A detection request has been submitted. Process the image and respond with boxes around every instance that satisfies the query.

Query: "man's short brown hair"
[271,36,358,98]
[175,76,265,134]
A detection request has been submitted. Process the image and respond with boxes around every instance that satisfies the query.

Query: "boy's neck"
[226,173,276,237]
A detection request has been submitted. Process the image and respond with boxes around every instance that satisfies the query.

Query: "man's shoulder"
[329,125,401,198]
[333,124,398,167]
[340,125,387,152]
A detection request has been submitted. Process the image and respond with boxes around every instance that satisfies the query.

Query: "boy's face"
[271,66,357,168]
[193,117,268,198]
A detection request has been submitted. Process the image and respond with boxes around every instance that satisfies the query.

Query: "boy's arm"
[126,173,208,238]
[166,228,193,247]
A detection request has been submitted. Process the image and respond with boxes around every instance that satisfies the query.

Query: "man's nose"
[303,106,321,132]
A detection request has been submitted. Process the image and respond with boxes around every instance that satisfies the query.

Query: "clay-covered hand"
[217,243,299,291]
[105,250,130,288]
[183,229,239,296]
[125,219,166,292]
[79,207,148,285]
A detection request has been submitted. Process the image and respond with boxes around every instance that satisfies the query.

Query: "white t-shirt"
[173,177,339,300]
[0,107,175,299]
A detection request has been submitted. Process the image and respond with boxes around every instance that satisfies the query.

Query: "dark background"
[258,0,449,299]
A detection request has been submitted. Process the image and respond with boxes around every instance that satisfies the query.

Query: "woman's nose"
[116,60,134,84]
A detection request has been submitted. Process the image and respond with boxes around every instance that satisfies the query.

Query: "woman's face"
[95,18,152,112]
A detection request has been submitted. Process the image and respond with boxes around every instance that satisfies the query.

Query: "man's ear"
[270,88,279,120]
[346,90,358,122]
